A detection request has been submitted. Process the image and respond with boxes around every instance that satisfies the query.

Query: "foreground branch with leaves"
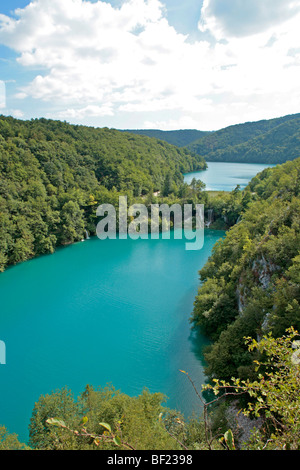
[200,328,300,450]
[46,417,136,450]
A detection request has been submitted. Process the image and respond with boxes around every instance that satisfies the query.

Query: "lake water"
[0,230,223,444]
[0,161,270,445]
[184,161,275,191]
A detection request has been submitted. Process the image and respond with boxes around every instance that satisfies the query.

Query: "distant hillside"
[120,129,210,148]
[186,113,300,164]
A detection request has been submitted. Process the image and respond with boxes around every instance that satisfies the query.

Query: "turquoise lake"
[184,161,275,191]
[0,161,274,444]
[0,231,222,444]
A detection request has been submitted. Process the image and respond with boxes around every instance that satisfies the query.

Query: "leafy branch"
[179,369,236,450]
[46,417,136,450]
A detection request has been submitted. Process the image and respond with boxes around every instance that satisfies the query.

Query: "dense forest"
[186,113,300,164]
[0,115,207,272]
[120,129,210,148]
[191,157,300,382]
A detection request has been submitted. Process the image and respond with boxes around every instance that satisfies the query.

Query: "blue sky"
[1,0,300,130]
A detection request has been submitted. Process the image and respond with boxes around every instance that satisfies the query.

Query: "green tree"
[29,387,81,450]
[0,426,29,450]
[59,200,85,244]
[29,385,184,450]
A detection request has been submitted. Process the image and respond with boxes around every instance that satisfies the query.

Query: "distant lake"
[184,161,276,191]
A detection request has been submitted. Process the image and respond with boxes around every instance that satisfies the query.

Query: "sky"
[0,0,300,131]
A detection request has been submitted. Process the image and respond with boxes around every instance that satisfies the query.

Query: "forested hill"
[0,115,206,272]
[186,112,300,164]
[191,157,300,381]
[120,129,210,147]
[121,113,300,164]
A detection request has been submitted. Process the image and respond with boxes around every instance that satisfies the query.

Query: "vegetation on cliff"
[191,158,300,381]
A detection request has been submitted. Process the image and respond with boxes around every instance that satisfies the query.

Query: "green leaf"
[113,436,122,447]
[46,418,67,428]
[99,422,112,433]
[224,429,235,450]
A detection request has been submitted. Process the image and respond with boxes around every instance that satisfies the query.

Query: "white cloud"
[143,115,210,131]
[51,104,114,119]
[0,0,300,130]
[200,0,300,39]
[10,109,25,118]
[0,80,6,108]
